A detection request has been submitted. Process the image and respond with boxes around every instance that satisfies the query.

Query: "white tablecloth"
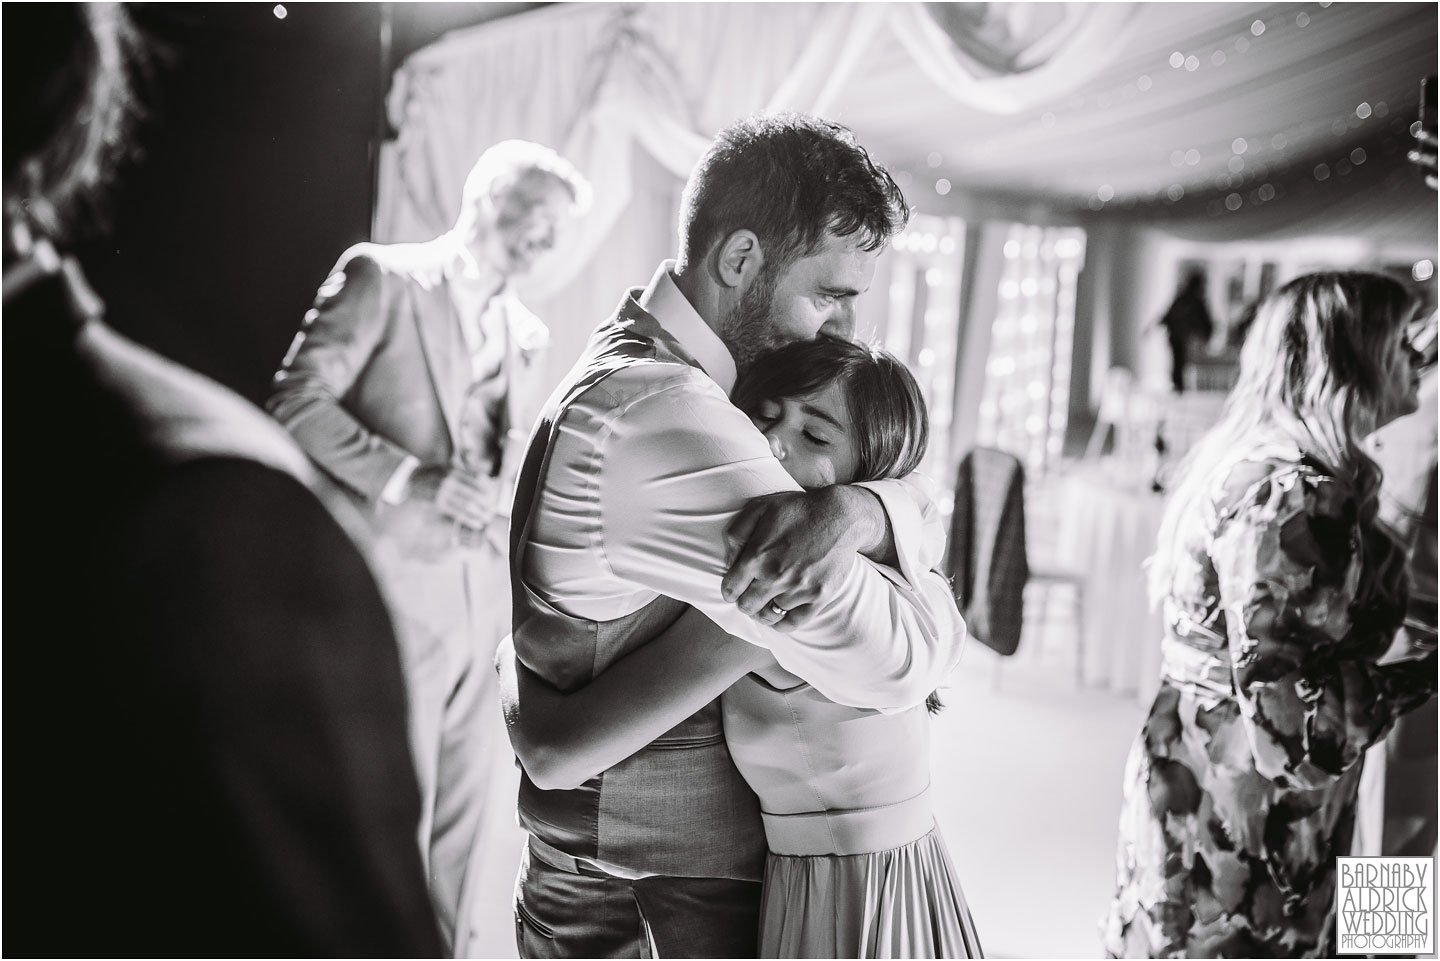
[1052,466,1168,704]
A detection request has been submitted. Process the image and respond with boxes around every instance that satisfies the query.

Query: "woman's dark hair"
[733,336,946,714]
[676,113,909,275]
[731,335,929,484]
[4,3,146,243]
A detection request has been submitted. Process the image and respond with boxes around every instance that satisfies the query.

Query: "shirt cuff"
[380,455,422,506]
[854,474,945,588]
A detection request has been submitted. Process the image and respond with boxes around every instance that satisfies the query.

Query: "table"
[1050,464,1168,705]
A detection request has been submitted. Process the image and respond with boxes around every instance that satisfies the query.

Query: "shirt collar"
[441,232,508,302]
[637,260,737,395]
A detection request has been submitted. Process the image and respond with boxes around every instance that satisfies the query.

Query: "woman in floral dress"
[1102,271,1437,958]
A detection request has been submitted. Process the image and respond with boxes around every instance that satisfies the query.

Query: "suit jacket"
[3,267,443,955]
[268,237,550,526]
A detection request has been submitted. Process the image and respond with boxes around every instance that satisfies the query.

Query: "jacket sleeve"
[1211,467,1437,789]
[266,250,415,504]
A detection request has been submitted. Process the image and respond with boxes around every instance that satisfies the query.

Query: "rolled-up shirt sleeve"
[597,372,963,711]
[856,472,948,584]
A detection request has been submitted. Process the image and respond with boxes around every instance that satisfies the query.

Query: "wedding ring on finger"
[768,601,789,618]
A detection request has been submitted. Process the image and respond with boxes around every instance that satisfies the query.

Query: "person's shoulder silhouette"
[3,5,442,954]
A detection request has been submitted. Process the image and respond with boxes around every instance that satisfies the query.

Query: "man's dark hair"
[676,113,909,275]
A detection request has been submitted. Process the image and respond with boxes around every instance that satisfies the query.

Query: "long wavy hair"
[1148,270,1418,600]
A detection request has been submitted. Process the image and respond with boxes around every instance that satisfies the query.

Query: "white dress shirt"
[522,262,964,711]
[379,247,512,505]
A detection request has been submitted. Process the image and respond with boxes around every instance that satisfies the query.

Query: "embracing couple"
[500,113,981,959]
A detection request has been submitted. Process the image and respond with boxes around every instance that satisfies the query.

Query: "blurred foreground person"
[1102,272,1437,958]
[1365,337,1438,858]
[1360,132,1439,859]
[3,4,442,954]
[268,137,589,955]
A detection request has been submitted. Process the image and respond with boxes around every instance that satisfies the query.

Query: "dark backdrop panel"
[8,3,544,405]
[64,4,383,405]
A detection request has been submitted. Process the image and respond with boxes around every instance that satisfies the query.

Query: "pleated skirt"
[757,825,983,959]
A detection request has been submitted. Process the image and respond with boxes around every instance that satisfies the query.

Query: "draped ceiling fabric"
[375,1,1142,376]
[376,1,1437,382]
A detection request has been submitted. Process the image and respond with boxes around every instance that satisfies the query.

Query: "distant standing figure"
[1102,271,1436,958]
[1158,273,1214,393]
[268,140,590,954]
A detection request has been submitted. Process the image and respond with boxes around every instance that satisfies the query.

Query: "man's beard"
[720,272,782,378]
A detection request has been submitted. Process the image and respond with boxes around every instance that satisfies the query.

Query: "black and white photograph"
[4,2,1437,958]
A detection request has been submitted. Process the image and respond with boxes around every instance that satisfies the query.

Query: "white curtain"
[374,2,1140,385]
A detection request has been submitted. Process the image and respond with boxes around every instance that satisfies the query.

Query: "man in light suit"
[268,141,590,954]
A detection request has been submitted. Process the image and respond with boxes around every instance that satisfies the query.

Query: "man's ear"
[715,230,764,290]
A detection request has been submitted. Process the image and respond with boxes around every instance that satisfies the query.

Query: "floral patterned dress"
[1102,449,1437,958]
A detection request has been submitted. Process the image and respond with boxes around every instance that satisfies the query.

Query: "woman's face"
[1373,313,1425,430]
[749,381,860,489]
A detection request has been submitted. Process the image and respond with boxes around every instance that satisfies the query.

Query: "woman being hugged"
[501,336,980,959]
[1102,271,1437,958]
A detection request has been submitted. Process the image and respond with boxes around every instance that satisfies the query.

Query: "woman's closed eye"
[803,430,832,447]
[754,401,781,425]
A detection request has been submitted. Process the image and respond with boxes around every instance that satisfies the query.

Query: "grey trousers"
[514,841,762,959]
[376,541,509,955]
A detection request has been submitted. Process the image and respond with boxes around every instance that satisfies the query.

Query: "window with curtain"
[975,223,1087,475]
[884,214,967,487]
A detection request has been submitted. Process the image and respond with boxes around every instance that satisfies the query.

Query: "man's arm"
[266,250,414,504]
[596,376,964,711]
[721,472,944,620]
[498,612,772,791]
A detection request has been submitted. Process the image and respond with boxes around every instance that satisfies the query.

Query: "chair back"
[1183,358,1240,393]
[946,447,1030,655]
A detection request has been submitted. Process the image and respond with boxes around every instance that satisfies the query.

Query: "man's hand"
[720,486,889,628]
[406,465,498,530]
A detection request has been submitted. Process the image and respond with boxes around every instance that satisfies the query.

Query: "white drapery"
[888,2,1139,115]
[374,1,1140,383]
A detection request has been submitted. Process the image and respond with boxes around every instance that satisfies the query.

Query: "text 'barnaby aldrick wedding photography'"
[1337,857,1435,956]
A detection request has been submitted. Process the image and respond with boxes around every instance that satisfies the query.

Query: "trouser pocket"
[515,896,555,940]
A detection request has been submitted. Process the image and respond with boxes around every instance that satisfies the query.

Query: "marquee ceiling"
[405,2,1438,241]
[835,2,1436,220]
